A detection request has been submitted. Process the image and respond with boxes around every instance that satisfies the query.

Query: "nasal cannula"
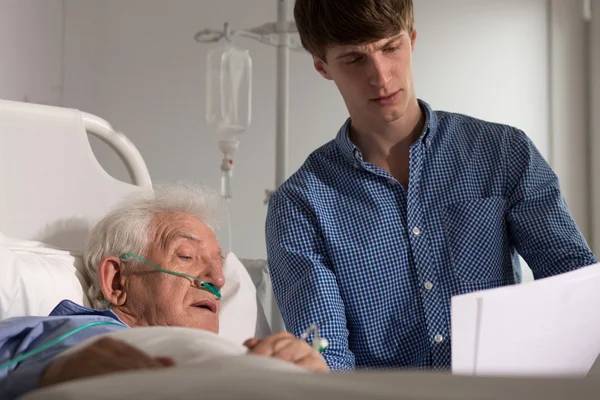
[119,253,222,299]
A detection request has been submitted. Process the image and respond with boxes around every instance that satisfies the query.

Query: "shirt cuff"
[0,359,51,400]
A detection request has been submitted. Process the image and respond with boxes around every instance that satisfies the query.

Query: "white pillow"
[217,252,257,344]
[0,233,91,318]
[0,234,258,345]
[239,258,274,337]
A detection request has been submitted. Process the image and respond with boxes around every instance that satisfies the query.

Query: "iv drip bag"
[206,42,252,138]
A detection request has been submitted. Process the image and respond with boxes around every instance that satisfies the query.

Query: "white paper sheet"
[452,263,600,376]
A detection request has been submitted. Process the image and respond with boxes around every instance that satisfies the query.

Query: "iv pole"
[195,0,300,334]
[274,0,290,195]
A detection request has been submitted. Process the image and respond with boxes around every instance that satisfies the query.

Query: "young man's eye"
[346,57,361,65]
[384,46,399,53]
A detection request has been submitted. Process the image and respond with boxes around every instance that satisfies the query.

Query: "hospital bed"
[0,99,599,399]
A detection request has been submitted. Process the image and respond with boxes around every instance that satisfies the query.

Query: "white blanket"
[56,326,302,372]
[20,327,600,400]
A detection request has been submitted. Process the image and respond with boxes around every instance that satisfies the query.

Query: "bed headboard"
[0,99,152,251]
[0,99,279,335]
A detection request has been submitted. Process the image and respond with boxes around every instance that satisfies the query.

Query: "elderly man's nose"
[206,267,225,290]
[214,275,225,290]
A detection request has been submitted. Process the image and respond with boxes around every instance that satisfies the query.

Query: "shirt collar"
[49,299,128,325]
[335,98,438,164]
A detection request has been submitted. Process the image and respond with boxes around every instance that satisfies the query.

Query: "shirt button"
[412,227,421,236]
[388,178,395,186]
[426,139,431,147]
[434,334,444,343]
[353,149,361,160]
[424,281,433,290]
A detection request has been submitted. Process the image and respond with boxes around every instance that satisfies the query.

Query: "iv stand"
[195,0,301,334]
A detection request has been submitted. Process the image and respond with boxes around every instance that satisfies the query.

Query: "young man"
[265,0,596,371]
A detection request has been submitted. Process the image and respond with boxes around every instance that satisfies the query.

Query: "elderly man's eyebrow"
[173,231,201,242]
[160,231,202,250]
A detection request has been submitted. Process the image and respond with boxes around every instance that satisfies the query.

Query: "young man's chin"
[367,96,406,117]
[377,106,406,123]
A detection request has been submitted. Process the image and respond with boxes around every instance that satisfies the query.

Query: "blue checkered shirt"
[265,99,596,371]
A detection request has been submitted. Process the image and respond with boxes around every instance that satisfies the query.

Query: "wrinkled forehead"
[162,230,203,250]
[148,212,218,253]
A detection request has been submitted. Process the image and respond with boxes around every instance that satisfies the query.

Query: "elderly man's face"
[120,212,225,332]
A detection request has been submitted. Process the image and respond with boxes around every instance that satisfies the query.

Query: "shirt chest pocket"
[442,197,509,283]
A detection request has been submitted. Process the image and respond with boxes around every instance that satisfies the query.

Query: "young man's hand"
[39,337,175,388]
[244,331,329,373]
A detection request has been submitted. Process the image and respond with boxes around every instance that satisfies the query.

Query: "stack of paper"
[452,263,600,377]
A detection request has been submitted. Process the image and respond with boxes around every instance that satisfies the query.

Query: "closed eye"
[179,255,193,260]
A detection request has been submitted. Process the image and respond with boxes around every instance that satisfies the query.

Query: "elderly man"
[0,183,327,400]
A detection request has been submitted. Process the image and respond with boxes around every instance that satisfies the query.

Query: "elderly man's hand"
[244,331,329,373]
[39,337,175,388]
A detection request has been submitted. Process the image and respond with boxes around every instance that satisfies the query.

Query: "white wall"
[591,0,600,253]
[62,0,294,259]
[60,0,551,268]
[549,0,591,241]
[413,0,549,157]
[0,0,63,105]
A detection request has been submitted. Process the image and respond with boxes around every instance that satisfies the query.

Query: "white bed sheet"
[18,326,600,400]
[22,362,600,400]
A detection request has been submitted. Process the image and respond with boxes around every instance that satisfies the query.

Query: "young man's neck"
[348,97,424,187]
[349,98,424,160]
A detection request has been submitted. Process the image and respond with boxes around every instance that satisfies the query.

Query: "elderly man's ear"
[98,256,128,307]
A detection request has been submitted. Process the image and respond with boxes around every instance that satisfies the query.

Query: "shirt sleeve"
[0,356,54,400]
[266,189,356,371]
[0,315,126,400]
[505,129,597,278]
[0,319,60,400]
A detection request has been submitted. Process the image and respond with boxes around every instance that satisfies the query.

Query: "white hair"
[83,182,223,309]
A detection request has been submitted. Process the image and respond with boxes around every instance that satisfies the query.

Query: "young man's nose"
[367,56,392,88]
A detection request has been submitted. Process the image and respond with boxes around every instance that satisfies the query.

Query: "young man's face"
[313,30,417,129]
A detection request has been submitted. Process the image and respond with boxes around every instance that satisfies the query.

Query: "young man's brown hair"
[294,0,415,62]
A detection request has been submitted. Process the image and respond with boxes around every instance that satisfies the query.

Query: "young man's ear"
[313,56,333,80]
[410,28,418,52]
